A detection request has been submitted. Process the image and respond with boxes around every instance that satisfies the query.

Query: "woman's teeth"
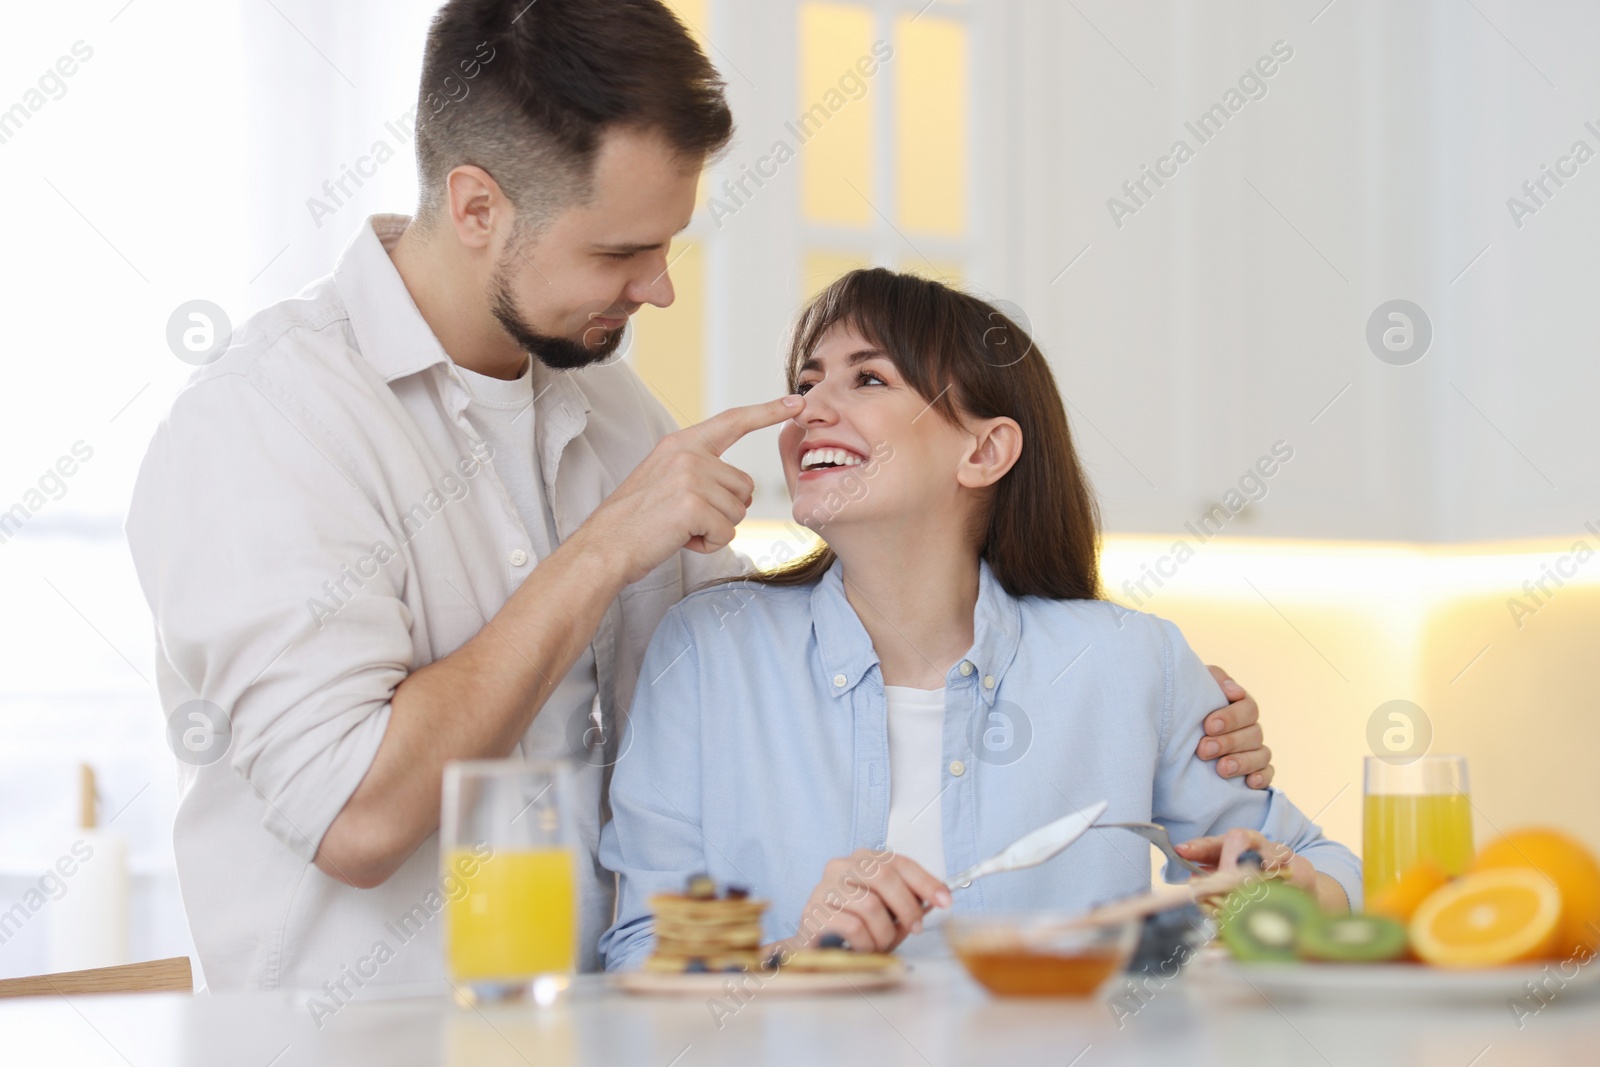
[799,448,864,472]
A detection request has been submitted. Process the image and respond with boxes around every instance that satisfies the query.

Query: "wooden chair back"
[0,956,194,998]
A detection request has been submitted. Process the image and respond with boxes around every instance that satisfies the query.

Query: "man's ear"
[955,417,1023,489]
[445,164,511,251]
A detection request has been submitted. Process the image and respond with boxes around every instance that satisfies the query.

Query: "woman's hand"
[785,849,953,954]
[1175,827,1349,912]
[1200,666,1274,789]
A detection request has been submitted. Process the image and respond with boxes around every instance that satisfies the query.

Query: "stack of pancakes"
[645,884,768,973]
[643,876,903,976]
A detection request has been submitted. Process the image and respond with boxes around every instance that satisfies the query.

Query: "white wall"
[1001,0,1599,544]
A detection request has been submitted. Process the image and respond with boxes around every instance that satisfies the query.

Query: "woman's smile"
[797,441,871,478]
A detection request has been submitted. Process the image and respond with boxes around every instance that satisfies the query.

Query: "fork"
[1089,822,1208,876]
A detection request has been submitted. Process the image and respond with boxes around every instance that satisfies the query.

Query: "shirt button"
[949,760,966,777]
[509,549,528,566]
[833,674,847,688]
[958,661,974,676]
[983,675,996,690]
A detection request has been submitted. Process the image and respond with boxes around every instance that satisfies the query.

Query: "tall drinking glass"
[1362,755,1474,904]
[441,759,577,1007]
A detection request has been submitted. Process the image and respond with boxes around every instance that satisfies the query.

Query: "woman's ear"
[956,417,1023,489]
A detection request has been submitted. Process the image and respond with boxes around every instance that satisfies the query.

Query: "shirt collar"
[334,213,594,482]
[334,214,454,384]
[810,556,1023,704]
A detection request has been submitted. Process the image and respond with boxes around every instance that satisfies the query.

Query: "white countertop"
[6,958,1595,1066]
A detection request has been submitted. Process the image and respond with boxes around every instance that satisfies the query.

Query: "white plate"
[609,965,906,997]
[1191,950,1600,1004]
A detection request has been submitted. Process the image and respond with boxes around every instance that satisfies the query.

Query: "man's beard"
[489,259,626,371]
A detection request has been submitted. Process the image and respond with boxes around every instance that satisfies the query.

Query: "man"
[126,0,1273,992]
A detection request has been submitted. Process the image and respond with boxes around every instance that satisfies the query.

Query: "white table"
[6,959,1595,1066]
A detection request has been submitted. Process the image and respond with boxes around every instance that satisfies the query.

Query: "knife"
[943,798,1110,892]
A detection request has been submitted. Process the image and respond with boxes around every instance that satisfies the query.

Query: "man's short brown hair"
[413,0,733,234]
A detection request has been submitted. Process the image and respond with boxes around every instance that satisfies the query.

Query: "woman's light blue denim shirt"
[599,558,1361,970]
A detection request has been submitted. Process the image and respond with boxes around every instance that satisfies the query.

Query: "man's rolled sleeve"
[128,367,415,862]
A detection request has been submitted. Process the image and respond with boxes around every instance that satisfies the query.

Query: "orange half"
[1473,828,1600,958]
[1409,867,1562,968]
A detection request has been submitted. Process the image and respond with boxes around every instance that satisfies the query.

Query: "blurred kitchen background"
[2,0,1596,982]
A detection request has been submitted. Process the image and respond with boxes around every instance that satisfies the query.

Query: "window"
[628,0,713,425]
[797,0,971,295]
[627,0,981,438]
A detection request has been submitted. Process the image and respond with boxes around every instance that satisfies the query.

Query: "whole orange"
[1369,859,1451,923]
[1473,828,1600,959]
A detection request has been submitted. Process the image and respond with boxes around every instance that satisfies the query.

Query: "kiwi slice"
[1217,882,1319,962]
[1298,913,1407,963]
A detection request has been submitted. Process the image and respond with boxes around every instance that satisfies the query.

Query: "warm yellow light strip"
[1099,533,1600,604]
[730,521,1600,603]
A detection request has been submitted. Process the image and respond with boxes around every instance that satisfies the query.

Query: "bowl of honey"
[946,915,1139,997]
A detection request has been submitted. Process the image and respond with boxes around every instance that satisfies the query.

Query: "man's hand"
[577,395,803,585]
[1198,666,1274,790]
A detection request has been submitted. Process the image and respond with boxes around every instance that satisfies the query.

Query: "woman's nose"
[796,391,838,425]
[797,385,840,425]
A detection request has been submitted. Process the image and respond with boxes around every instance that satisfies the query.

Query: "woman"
[599,269,1359,968]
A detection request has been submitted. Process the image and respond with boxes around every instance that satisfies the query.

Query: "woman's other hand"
[1200,666,1274,789]
[1176,827,1348,911]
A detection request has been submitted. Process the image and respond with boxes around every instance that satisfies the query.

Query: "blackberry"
[1126,904,1210,977]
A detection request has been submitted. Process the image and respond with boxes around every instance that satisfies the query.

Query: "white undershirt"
[884,685,948,881]
[456,359,600,744]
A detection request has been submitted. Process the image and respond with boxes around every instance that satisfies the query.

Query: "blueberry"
[763,951,786,971]
[817,932,849,950]
[684,958,710,973]
[726,885,751,900]
[722,965,744,973]
[1237,850,1264,870]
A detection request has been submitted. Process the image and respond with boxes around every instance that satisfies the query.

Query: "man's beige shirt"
[126,214,740,991]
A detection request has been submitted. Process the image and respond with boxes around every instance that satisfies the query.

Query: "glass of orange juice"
[1362,755,1474,904]
[441,759,577,1007]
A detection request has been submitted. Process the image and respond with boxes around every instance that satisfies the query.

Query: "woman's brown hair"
[745,267,1101,600]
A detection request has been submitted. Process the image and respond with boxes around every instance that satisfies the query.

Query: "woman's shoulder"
[1016,595,1171,639]
[1014,595,1197,667]
[1011,598,1216,737]
[665,578,820,643]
